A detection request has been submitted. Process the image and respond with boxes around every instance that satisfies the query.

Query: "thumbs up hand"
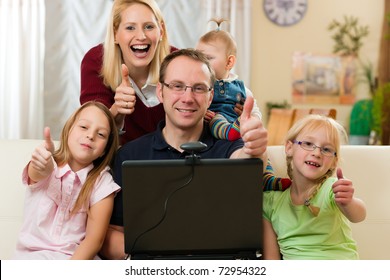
[28,127,55,183]
[114,64,136,115]
[43,126,55,154]
[237,96,268,158]
[332,168,354,206]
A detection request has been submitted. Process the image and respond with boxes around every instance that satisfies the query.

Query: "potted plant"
[328,15,373,144]
[328,15,369,57]
[374,83,390,144]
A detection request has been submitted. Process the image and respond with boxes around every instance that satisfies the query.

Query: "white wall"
[2,0,383,139]
[251,0,384,130]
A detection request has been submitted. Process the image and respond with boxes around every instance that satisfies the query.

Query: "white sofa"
[1,139,389,260]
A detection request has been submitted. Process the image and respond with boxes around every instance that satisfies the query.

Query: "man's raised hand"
[239,96,268,158]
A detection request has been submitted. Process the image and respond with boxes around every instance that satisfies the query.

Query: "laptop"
[121,157,263,260]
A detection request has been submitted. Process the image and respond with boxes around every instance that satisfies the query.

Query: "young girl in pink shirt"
[13,101,120,259]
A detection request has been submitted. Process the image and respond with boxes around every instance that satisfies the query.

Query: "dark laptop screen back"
[121,158,263,259]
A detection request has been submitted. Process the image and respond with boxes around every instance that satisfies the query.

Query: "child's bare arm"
[100,225,126,260]
[263,218,281,259]
[71,193,115,260]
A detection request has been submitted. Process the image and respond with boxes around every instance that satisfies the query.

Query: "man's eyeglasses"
[162,82,212,94]
[293,140,337,157]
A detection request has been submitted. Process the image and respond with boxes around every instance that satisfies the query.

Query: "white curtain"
[157,0,205,48]
[0,0,45,139]
[160,0,252,85]
[44,0,112,140]
[201,0,252,86]
[0,0,251,140]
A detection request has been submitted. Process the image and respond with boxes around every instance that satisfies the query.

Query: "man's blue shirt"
[110,121,244,226]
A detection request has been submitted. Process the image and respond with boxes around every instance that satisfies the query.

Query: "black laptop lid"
[121,158,263,259]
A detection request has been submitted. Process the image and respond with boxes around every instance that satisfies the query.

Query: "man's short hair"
[159,48,216,86]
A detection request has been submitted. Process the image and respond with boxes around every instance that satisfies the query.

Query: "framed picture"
[292,52,356,104]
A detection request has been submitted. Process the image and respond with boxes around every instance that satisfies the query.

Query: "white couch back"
[1,140,389,259]
[0,140,46,259]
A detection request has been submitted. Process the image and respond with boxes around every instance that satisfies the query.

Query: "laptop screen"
[121,157,263,259]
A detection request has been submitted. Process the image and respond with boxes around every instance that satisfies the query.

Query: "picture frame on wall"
[292,52,356,105]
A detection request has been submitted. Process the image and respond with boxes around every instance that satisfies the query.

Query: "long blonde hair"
[102,0,170,90]
[54,101,119,214]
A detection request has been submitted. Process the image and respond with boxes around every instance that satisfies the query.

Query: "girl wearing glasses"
[263,114,366,259]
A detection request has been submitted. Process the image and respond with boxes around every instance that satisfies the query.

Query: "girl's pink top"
[13,163,120,259]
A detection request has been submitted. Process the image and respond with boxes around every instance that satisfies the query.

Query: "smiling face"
[67,106,110,171]
[286,127,337,182]
[157,55,213,133]
[114,3,163,72]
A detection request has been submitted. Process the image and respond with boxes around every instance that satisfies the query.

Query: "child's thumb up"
[43,127,55,154]
[336,167,344,180]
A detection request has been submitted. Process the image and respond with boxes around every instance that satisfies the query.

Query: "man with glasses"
[100,48,268,259]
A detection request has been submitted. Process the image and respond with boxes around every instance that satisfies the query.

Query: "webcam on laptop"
[180,141,207,164]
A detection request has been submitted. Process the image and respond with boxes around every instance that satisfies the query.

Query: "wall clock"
[263,0,308,27]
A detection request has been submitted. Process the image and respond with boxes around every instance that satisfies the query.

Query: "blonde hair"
[285,114,347,182]
[54,101,119,215]
[285,114,347,215]
[199,18,237,57]
[102,0,170,90]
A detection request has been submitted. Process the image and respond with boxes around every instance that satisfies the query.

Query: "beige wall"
[251,0,384,130]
